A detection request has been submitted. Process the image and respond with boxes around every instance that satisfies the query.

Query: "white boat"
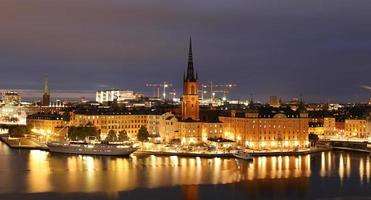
[47,141,139,156]
[233,151,253,161]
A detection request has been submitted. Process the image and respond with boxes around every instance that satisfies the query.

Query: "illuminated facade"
[27,113,67,140]
[181,39,199,121]
[71,112,149,139]
[178,39,204,145]
[1,91,21,105]
[158,112,179,143]
[95,89,142,103]
[220,108,309,150]
[322,117,368,138]
[344,119,367,138]
[0,104,27,125]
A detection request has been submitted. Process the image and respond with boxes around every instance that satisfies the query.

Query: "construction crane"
[200,82,237,100]
[146,81,173,100]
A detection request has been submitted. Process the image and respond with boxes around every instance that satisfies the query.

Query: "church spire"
[44,77,49,95]
[185,37,196,81]
[42,76,50,106]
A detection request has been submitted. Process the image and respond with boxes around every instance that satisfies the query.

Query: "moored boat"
[233,150,253,161]
[47,141,139,156]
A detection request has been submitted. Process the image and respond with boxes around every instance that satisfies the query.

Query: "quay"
[0,136,49,151]
[0,136,368,157]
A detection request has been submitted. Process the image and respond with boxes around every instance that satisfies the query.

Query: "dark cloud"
[0,0,371,102]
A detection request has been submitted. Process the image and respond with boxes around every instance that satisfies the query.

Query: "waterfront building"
[344,119,367,138]
[0,104,27,125]
[219,107,309,150]
[178,39,205,145]
[27,112,67,140]
[323,117,337,137]
[157,112,179,143]
[70,111,150,139]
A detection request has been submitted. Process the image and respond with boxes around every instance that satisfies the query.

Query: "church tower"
[42,77,50,106]
[181,38,199,120]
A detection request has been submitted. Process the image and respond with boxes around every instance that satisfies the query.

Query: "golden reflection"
[346,154,351,178]
[327,151,332,170]
[305,155,311,177]
[271,156,277,179]
[18,151,371,194]
[366,157,370,183]
[359,158,364,184]
[320,152,326,177]
[339,154,344,183]
[27,150,51,192]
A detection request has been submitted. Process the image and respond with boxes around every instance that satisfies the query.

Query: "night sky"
[1,0,371,102]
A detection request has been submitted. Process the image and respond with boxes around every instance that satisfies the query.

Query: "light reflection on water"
[0,143,370,197]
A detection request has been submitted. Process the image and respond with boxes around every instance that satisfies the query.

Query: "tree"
[137,126,149,142]
[308,133,319,147]
[67,126,98,141]
[105,130,117,142]
[118,130,129,141]
[62,111,71,121]
[8,125,28,137]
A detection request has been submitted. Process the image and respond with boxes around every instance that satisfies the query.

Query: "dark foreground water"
[0,143,370,200]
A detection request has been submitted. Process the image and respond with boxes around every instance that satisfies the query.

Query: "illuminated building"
[70,111,150,139]
[322,117,367,138]
[27,112,67,140]
[96,89,142,104]
[308,121,324,135]
[157,112,179,143]
[344,119,367,138]
[181,38,199,121]
[42,78,50,106]
[220,107,309,150]
[268,96,281,108]
[178,39,204,145]
[323,117,337,137]
[0,104,27,125]
[1,91,21,105]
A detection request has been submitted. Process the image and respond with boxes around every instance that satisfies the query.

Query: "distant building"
[1,91,21,105]
[95,89,142,104]
[268,96,281,108]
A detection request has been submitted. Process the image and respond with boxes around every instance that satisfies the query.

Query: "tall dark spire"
[185,37,197,81]
[44,77,49,95]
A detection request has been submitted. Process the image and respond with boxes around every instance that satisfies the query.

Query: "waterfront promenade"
[1,135,370,158]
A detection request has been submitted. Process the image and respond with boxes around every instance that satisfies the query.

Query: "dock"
[0,136,49,151]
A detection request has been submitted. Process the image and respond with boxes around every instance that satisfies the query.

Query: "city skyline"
[1,0,371,102]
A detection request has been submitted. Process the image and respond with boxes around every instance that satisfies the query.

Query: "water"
[0,142,370,200]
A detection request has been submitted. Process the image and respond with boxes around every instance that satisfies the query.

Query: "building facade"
[96,89,142,103]
[220,108,309,150]
[27,112,67,140]
[71,112,149,139]
[344,119,367,138]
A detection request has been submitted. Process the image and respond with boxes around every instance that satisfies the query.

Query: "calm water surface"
[0,142,370,200]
